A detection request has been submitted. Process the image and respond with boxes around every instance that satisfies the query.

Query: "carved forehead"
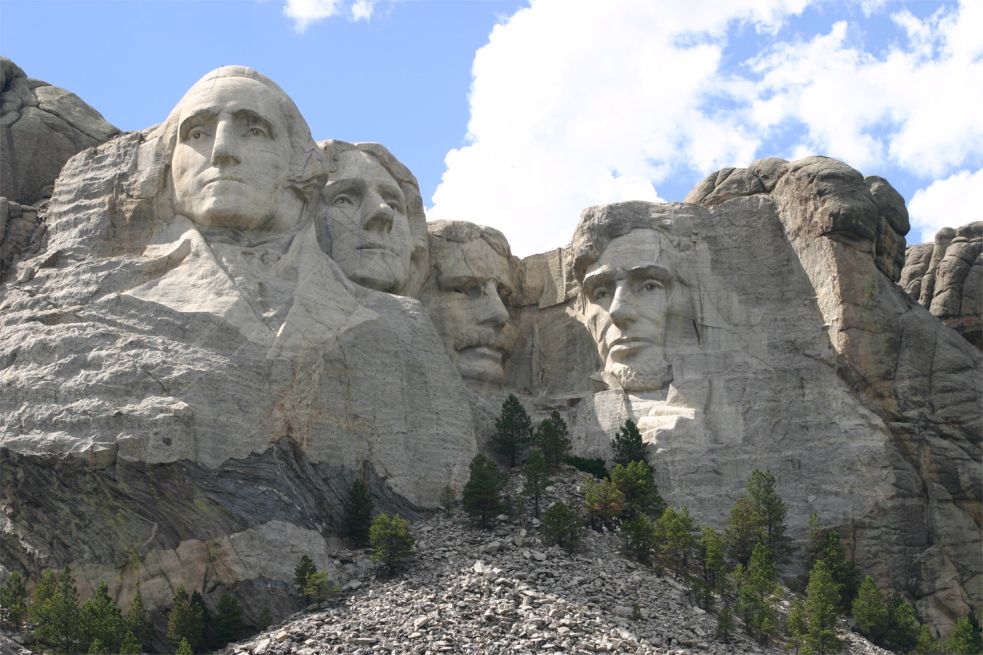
[177,76,288,128]
[431,235,513,287]
[333,150,401,187]
[594,229,666,268]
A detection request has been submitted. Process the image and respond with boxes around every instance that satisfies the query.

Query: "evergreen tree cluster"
[0,563,251,654]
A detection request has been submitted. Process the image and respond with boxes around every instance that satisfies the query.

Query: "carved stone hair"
[154,66,326,210]
[570,201,682,284]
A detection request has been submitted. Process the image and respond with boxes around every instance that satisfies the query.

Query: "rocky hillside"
[219,467,889,655]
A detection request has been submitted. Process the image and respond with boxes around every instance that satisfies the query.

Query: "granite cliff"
[0,62,978,639]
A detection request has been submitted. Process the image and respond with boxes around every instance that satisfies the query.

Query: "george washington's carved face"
[170,76,294,232]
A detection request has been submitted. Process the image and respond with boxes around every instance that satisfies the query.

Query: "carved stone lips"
[465,345,504,360]
[608,336,654,352]
[203,176,244,186]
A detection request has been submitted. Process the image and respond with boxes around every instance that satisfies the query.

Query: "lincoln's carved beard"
[606,359,672,393]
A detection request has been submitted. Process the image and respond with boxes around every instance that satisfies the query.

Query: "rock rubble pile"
[222,468,889,655]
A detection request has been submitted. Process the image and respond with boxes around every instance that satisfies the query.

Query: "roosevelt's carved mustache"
[452,323,517,355]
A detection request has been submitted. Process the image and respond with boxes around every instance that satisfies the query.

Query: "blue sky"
[2,0,980,256]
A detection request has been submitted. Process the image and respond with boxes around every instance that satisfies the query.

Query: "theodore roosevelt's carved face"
[323,150,413,293]
[581,229,673,392]
[425,230,515,386]
[170,76,294,231]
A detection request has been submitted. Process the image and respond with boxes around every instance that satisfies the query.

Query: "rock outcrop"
[0,57,118,280]
[0,63,979,642]
[900,222,982,348]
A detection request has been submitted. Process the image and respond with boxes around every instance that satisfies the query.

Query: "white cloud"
[745,1,983,177]
[908,169,983,244]
[428,0,804,256]
[283,0,378,31]
[430,0,983,257]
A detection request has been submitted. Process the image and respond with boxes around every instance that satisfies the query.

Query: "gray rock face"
[0,63,978,641]
[0,57,117,205]
[0,58,118,281]
[676,157,981,631]
[0,68,476,621]
[900,222,982,348]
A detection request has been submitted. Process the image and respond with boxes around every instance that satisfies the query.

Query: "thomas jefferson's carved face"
[581,229,673,392]
[426,237,514,386]
[171,77,294,232]
[323,150,412,293]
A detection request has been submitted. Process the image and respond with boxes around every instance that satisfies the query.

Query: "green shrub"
[534,410,571,471]
[342,478,374,548]
[78,582,125,653]
[610,460,665,518]
[0,572,27,628]
[462,454,508,528]
[493,394,533,467]
[31,566,80,653]
[622,514,657,564]
[653,506,696,570]
[611,418,647,466]
[166,587,204,651]
[523,449,550,518]
[294,556,317,597]
[303,571,338,603]
[583,477,625,530]
[439,485,457,514]
[540,502,582,551]
[369,513,415,574]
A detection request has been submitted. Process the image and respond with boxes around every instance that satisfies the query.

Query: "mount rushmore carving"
[0,63,979,634]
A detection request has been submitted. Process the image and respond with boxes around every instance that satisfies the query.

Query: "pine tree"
[725,494,759,568]
[303,571,338,602]
[610,460,665,518]
[717,603,734,644]
[802,559,843,655]
[695,527,726,610]
[492,394,532,467]
[462,454,508,528]
[653,506,696,572]
[294,556,317,596]
[611,418,647,466]
[851,576,888,645]
[212,593,244,646]
[622,514,658,564]
[583,477,625,530]
[439,485,456,514]
[125,589,154,651]
[167,587,204,651]
[726,469,790,566]
[342,477,374,548]
[175,637,193,655]
[190,590,213,650]
[78,581,125,653]
[369,513,415,574]
[883,593,922,653]
[805,513,859,611]
[786,597,807,654]
[0,571,27,628]
[523,449,549,518]
[119,630,141,655]
[31,566,80,653]
[944,614,983,655]
[540,502,582,551]
[733,543,778,644]
[535,410,571,471]
[746,469,790,563]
